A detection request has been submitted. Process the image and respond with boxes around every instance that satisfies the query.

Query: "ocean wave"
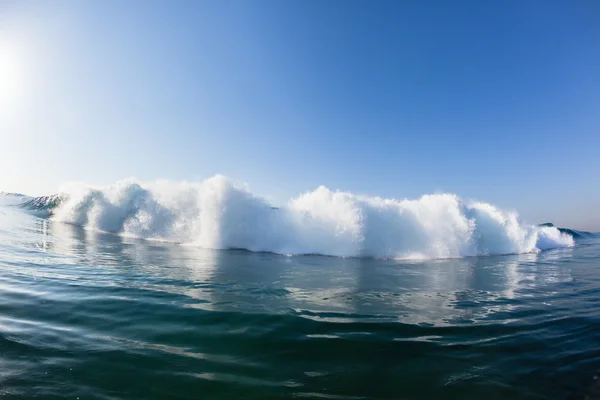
[0,192,29,207]
[19,194,63,217]
[22,175,573,259]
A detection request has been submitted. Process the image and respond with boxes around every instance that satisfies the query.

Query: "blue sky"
[0,0,599,229]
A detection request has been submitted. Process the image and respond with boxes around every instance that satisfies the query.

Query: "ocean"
[0,181,599,399]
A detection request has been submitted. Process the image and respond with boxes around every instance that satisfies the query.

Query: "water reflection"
[15,216,576,327]
[0,212,54,258]
[349,251,575,326]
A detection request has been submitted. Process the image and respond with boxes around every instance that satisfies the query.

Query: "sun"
[0,41,28,115]
[0,47,21,96]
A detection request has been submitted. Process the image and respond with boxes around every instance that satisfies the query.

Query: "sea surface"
[1,203,600,399]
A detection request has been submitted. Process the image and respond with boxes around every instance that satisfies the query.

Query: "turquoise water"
[1,207,600,399]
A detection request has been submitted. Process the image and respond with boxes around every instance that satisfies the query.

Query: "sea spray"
[41,175,575,259]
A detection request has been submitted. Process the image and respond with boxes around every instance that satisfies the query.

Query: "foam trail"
[51,176,574,259]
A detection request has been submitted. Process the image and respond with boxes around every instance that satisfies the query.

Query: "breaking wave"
[11,175,570,260]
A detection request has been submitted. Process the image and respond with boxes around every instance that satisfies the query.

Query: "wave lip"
[38,175,574,260]
[538,223,595,240]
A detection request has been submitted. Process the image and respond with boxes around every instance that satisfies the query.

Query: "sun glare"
[0,42,27,111]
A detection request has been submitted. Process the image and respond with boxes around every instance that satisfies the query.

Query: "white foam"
[51,175,575,259]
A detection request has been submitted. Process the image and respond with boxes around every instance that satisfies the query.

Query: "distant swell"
[18,175,571,260]
[19,194,63,216]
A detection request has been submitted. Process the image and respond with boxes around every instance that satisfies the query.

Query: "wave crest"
[45,175,575,259]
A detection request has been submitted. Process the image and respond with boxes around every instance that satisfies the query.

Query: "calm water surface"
[1,207,600,399]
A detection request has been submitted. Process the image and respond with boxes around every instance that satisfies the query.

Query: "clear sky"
[0,0,599,230]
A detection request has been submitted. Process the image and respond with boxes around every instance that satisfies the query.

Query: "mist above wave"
[40,175,574,259]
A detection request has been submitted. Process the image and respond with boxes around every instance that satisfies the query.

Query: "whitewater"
[10,175,574,259]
